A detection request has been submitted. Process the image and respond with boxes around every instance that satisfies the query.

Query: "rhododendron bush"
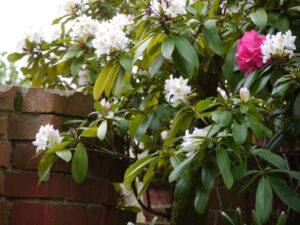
[8,0,300,224]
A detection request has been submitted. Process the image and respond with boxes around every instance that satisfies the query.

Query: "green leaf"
[212,110,232,127]
[270,169,300,180]
[203,20,222,55]
[232,119,247,145]
[38,154,55,184]
[71,56,84,76]
[275,212,285,225]
[293,92,300,121]
[47,141,72,154]
[274,15,290,32]
[250,74,271,96]
[7,52,26,62]
[252,149,287,169]
[194,182,210,214]
[169,154,196,183]
[133,36,153,63]
[196,99,216,113]
[173,35,199,68]
[172,48,194,79]
[235,208,243,225]
[81,127,98,137]
[56,150,72,162]
[256,177,273,224]
[161,36,175,59]
[270,176,300,213]
[124,155,155,188]
[250,8,268,29]
[174,177,192,201]
[97,120,107,141]
[231,174,259,201]
[246,112,263,140]
[217,146,234,189]
[119,55,133,72]
[156,105,170,121]
[221,212,235,225]
[202,162,215,191]
[252,211,262,225]
[71,143,88,183]
[104,62,121,97]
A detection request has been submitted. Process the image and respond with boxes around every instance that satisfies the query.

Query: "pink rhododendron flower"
[236,30,266,77]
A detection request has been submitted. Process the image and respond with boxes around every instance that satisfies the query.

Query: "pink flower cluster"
[236,30,266,77]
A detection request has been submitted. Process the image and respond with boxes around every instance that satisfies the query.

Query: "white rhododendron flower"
[261,30,296,63]
[70,15,99,43]
[17,26,45,52]
[164,75,192,103]
[150,0,187,18]
[33,124,62,152]
[110,13,133,30]
[99,98,118,116]
[92,15,130,57]
[45,25,62,42]
[182,128,207,156]
[220,1,227,14]
[78,69,91,85]
[59,0,82,15]
[239,87,250,103]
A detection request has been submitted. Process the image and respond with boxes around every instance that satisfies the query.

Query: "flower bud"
[239,87,250,103]
[160,130,169,140]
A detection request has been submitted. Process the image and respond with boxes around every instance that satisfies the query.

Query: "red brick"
[0,86,17,111]
[12,143,69,172]
[7,114,65,140]
[0,201,6,225]
[11,202,88,225]
[87,206,107,225]
[89,151,128,182]
[68,177,117,206]
[0,141,12,168]
[0,116,7,135]
[1,171,66,199]
[143,182,172,206]
[0,173,4,195]
[106,208,136,225]
[21,87,94,117]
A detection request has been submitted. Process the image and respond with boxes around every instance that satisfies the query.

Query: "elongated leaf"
[252,211,262,225]
[97,120,107,141]
[212,110,232,127]
[275,212,285,225]
[196,99,216,113]
[7,52,26,62]
[252,149,287,169]
[124,155,155,188]
[47,141,72,154]
[104,62,120,97]
[293,92,300,121]
[169,153,196,183]
[133,36,153,63]
[232,119,247,145]
[172,48,194,79]
[270,176,300,213]
[38,154,55,184]
[203,20,222,55]
[173,35,199,68]
[221,212,235,225]
[81,127,98,137]
[246,112,263,140]
[119,55,132,72]
[71,56,84,76]
[56,150,72,162]
[217,146,234,189]
[71,143,88,183]
[256,177,273,223]
[270,169,300,180]
[161,36,175,59]
[194,182,210,214]
[202,162,215,191]
[231,174,259,201]
[174,177,192,201]
[250,8,267,29]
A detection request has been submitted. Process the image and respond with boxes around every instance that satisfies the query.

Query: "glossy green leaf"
[56,150,72,162]
[250,8,267,29]
[81,127,98,137]
[232,119,247,145]
[97,120,107,141]
[270,176,300,213]
[71,143,88,183]
[252,149,287,169]
[246,112,263,140]
[252,211,262,225]
[169,153,195,183]
[196,99,216,113]
[47,141,72,154]
[221,212,235,225]
[161,36,175,59]
[174,177,192,201]
[71,56,84,76]
[293,92,300,121]
[172,48,194,79]
[212,110,232,127]
[217,146,234,189]
[7,52,26,62]
[119,55,132,72]
[256,177,273,223]
[38,153,55,184]
[202,162,215,191]
[194,182,210,214]
[203,20,222,55]
[104,62,120,97]
[275,212,285,225]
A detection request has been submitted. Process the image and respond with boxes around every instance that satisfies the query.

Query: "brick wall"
[0,86,136,225]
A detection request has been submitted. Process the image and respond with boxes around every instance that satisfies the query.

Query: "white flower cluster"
[182,128,207,156]
[150,0,187,18]
[59,0,81,15]
[261,30,296,63]
[78,69,91,85]
[32,124,63,152]
[92,14,131,57]
[164,75,192,103]
[17,26,45,52]
[70,15,98,43]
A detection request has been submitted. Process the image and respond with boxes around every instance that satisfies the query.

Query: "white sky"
[0,0,61,53]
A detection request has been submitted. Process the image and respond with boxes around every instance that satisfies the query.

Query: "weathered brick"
[106,208,136,225]
[12,143,69,172]
[0,141,12,168]
[143,183,172,206]
[1,171,66,199]
[7,114,65,140]
[89,151,129,183]
[21,87,94,117]
[0,86,17,111]
[11,202,89,225]
[87,206,107,225]
[0,200,6,225]
[0,116,7,135]
[68,176,117,206]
